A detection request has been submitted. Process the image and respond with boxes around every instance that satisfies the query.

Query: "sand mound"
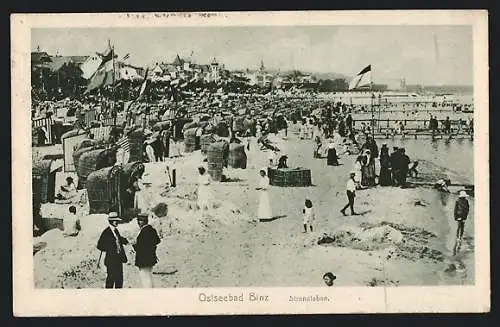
[34,229,100,288]
[315,221,444,263]
[163,197,255,236]
[410,159,471,185]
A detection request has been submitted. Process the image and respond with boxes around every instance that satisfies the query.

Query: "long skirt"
[361,166,369,186]
[134,190,149,212]
[197,184,212,209]
[258,190,272,219]
[379,166,392,186]
[327,149,339,166]
[365,162,376,186]
[146,146,156,163]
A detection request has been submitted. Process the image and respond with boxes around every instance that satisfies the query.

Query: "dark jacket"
[97,226,128,266]
[454,197,470,220]
[390,151,400,170]
[134,224,161,268]
[400,154,410,172]
[327,148,339,166]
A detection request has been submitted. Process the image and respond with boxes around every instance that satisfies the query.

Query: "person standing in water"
[453,190,470,255]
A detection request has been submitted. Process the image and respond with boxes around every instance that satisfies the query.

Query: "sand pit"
[315,221,445,263]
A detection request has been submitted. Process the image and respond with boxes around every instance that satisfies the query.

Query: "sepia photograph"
[12,11,489,315]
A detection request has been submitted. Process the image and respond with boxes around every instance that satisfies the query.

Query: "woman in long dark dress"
[364,149,376,187]
[360,151,369,186]
[326,143,340,166]
[378,144,392,186]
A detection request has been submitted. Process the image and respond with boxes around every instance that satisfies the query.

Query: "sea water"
[381,137,475,285]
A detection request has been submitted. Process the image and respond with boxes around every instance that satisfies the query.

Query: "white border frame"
[12,11,490,316]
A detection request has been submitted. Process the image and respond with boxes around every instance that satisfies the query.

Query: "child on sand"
[302,199,315,233]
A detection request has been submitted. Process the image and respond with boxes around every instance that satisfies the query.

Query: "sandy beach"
[33,124,475,288]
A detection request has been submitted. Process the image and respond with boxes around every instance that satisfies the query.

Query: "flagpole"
[112,42,117,128]
[370,66,375,139]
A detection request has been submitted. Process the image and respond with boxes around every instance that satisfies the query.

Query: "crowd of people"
[34,85,476,288]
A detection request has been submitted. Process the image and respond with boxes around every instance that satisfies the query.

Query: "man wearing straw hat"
[453,190,470,255]
[96,212,130,288]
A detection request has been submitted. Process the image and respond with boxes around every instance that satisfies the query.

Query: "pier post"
[172,169,176,187]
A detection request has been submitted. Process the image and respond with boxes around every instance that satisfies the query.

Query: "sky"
[31,26,473,86]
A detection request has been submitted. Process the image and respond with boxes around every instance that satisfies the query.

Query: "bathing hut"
[72,146,95,176]
[61,129,89,172]
[172,118,193,140]
[207,140,229,181]
[32,158,62,204]
[183,121,199,131]
[268,167,312,187]
[184,127,198,153]
[74,138,99,152]
[200,134,217,154]
[233,116,245,134]
[75,148,117,189]
[86,165,123,215]
[228,143,247,169]
[216,121,230,137]
[121,161,145,219]
[126,128,146,163]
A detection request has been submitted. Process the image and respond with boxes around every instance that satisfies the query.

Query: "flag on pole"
[96,40,114,69]
[84,41,116,93]
[348,65,372,90]
[81,55,103,79]
[85,60,115,93]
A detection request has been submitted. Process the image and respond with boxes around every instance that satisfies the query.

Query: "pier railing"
[352,118,473,139]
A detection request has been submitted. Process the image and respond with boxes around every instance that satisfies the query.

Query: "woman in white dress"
[256,123,262,139]
[256,169,272,220]
[353,156,363,189]
[298,121,306,139]
[197,166,212,210]
[133,175,148,212]
[145,139,156,163]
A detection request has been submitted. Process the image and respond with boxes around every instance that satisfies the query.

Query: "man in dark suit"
[399,148,411,187]
[389,146,400,186]
[132,212,161,288]
[96,212,129,288]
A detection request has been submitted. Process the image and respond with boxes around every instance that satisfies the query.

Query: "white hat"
[260,167,268,173]
[108,212,122,221]
[328,143,335,149]
[459,190,468,197]
[349,171,356,175]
